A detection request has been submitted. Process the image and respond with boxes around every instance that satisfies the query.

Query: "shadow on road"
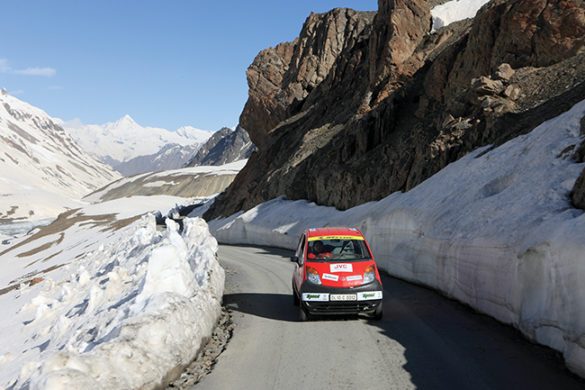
[366,274,585,389]
[225,292,382,323]
[224,293,299,322]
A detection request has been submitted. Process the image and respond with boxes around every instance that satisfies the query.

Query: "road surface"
[195,245,583,390]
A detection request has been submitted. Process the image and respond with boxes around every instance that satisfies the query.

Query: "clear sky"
[0,0,377,131]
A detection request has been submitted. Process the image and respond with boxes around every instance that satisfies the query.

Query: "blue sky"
[0,1,376,131]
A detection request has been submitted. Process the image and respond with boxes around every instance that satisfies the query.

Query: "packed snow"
[206,100,585,377]
[431,0,491,31]
[0,196,224,388]
[0,93,119,221]
[63,115,212,166]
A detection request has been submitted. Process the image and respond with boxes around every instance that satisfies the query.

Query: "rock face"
[186,125,254,167]
[206,0,585,219]
[240,9,375,149]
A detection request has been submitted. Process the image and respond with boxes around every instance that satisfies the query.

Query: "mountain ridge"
[205,0,585,219]
[0,91,119,221]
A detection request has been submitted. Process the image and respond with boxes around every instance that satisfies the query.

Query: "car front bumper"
[299,281,383,316]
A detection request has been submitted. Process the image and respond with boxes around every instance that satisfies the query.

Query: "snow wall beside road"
[9,216,224,389]
[207,100,585,377]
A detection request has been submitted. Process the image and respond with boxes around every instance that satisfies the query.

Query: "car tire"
[372,303,383,321]
[299,306,310,322]
[293,289,300,306]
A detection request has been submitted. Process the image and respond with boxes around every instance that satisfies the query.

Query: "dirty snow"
[0,196,224,388]
[431,0,491,31]
[208,100,585,377]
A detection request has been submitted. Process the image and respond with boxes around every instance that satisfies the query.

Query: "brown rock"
[29,277,44,286]
[240,9,374,150]
[503,84,522,100]
[473,76,505,95]
[368,0,431,98]
[239,41,295,149]
[495,63,515,81]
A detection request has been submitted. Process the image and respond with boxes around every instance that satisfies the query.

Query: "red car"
[291,227,383,321]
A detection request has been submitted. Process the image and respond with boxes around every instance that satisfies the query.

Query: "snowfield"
[206,100,585,377]
[431,0,491,31]
[0,92,119,222]
[0,197,224,389]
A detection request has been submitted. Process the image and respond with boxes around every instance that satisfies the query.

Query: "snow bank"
[431,0,491,31]
[209,100,585,376]
[1,216,224,389]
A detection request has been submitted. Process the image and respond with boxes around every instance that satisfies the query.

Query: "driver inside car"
[308,240,332,259]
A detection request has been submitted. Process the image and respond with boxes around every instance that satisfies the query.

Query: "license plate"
[330,294,357,301]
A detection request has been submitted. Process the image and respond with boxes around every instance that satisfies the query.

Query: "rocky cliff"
[185,125,254,167]
[206,0,585,219]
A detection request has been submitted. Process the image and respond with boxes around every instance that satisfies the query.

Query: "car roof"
[305,227,363,238]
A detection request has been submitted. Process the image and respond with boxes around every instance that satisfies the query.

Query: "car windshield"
[307,238,371,262]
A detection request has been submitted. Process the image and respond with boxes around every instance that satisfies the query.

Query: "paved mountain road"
[194,245,582,390]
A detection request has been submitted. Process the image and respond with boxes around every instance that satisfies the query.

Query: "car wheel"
[372,303,383,321]
[299,306,310,322]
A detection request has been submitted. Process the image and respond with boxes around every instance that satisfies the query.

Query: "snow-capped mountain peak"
[64,117,213,167]
[110,114,139,129]
[176,126,212,143]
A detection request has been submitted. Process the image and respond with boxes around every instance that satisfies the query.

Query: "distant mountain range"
[63,115,213,175]
[64,116,254,176]
[0,91,119,221]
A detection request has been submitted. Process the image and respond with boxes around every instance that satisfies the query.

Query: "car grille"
[306,301,379,314]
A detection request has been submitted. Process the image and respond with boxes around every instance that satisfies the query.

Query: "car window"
[295,234,306,262]
[307,239,371,262]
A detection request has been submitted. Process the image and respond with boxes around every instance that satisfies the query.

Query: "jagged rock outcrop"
[186,125,254,166]
[368,0,431,102]
[206,0,585,219]
[240,9,375,149]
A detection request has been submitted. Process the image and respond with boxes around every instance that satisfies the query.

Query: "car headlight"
[306,267,322,285]
[363,265,376,284]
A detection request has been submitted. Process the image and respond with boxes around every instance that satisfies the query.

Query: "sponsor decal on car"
[302,293,330,302]
[308,236,364,241]
[330,263,353,273]
[322,273,339,281]
[357,291,383,301]
[345,275,363,281]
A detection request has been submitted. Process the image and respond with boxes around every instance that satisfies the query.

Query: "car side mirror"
[290,255,299,263]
